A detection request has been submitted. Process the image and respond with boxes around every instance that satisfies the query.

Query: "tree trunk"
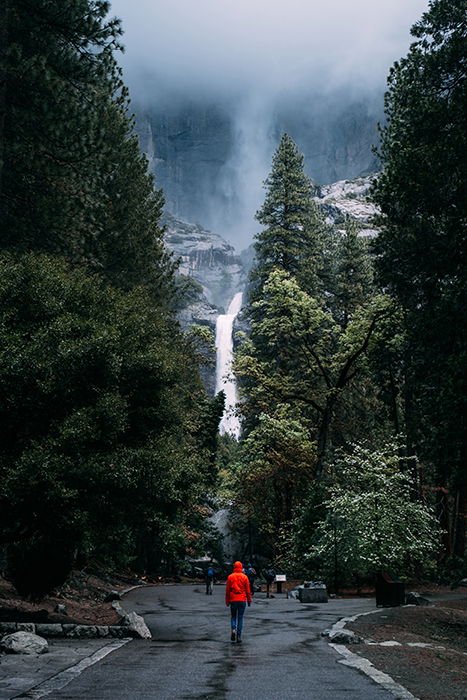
[316,399,335,478]
[453,486,466,559]
[0,0,9,192]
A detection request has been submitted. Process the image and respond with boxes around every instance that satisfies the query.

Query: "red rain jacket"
[225,561,252,605]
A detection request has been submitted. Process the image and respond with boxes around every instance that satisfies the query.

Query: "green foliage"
[304,443,440,583]
[328,217,374,328]
[371,0,467,556]
[0,1,222,593]
[236,268,394,471]
[0,253,214,592]
[173,276,204,309]
[231,134,402,562]
[0,0,176,307]
[251,133,329,300]
[227,406,316,543]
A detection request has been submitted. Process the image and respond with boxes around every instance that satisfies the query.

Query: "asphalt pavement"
[0,584,410,699]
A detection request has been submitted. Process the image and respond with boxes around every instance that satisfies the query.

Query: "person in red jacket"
[225,560,252,643]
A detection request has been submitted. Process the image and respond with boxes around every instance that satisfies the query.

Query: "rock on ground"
[328,629,364,644]
[0,631,48,654]
[121,611,151,639]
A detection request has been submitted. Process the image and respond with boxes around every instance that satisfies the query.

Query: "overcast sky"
[109,0,430,100]
[107,0,430,248]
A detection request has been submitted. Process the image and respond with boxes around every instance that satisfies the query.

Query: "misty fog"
[109,0,430,249]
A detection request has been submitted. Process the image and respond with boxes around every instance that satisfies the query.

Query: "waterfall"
[215,292,243,438]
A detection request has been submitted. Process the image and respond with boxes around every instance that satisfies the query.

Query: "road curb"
[327,608,420,700]
[0,585,152,642]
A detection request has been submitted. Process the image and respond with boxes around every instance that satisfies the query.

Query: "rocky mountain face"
[163,213,246,326]
[135,94,383,244]
[315,175,380,238]
[142,102,233,232]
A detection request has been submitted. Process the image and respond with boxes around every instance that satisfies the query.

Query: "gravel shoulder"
[345,592,467,700]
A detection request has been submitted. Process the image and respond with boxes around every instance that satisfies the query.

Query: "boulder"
[104,591,122,602]
[328,629,364,644]
[121,612,151,639]
[405,592,431,606]
[298,582,328,603]
[55,603,67,615]
[0,631,48,655]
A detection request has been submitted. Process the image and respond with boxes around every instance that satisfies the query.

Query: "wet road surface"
[45,583,394,699]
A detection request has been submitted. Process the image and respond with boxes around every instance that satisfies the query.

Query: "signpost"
[275,574,286,594]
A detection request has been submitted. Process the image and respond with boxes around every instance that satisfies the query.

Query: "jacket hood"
[233,561,243,572]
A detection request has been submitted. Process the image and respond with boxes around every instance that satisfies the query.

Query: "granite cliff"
[163,213,246,327]
[315,175,380,238]
[135,94,382,248]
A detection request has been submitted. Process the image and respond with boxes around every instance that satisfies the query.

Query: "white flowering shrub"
[306,442,440,582]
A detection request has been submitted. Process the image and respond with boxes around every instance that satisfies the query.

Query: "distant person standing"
[225,561,252,643]
[263,564,276,598]
[205,564,215,595]
[244,562,257,594]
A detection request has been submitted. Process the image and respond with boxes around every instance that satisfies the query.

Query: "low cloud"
[110,0,429,100]
[108,0,429,249]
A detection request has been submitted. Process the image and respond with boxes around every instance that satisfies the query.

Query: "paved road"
[42,583,395,699]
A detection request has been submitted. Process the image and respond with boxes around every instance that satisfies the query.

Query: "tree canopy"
[372,0,467,559]
[0,1,221,595]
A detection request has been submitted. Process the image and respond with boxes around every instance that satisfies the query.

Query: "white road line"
[15,638,133,699]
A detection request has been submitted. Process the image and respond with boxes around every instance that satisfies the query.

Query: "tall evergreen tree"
[0,2,221,591]
[251,133,329,300]
[0,0,175,305]
[230,137,397,561]
[330,217,374,329]
[372,0,467,558]
[0,253,215,595]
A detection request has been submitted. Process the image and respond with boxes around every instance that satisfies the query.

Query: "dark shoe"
[236,636,242,643]
[231,629,236,642]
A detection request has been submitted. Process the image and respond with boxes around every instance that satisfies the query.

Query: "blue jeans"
[230,601,246,636]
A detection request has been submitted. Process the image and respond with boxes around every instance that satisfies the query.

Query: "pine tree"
[251,133,328,300]
[372,0,467,558]
[330,217,374,329]
[1,1,122,254]
[0,0,176,305]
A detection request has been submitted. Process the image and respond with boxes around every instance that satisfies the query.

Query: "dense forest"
[225,0,466,587]
[0,0,465,598]
[0,0,223,598]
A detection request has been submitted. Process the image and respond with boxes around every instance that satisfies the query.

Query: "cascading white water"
[215,291,243,439]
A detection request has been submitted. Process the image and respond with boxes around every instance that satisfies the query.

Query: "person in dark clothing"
[243,562,256,594]
[225,561,252,643]
[206,564,215,595]
[263,564,276,598]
